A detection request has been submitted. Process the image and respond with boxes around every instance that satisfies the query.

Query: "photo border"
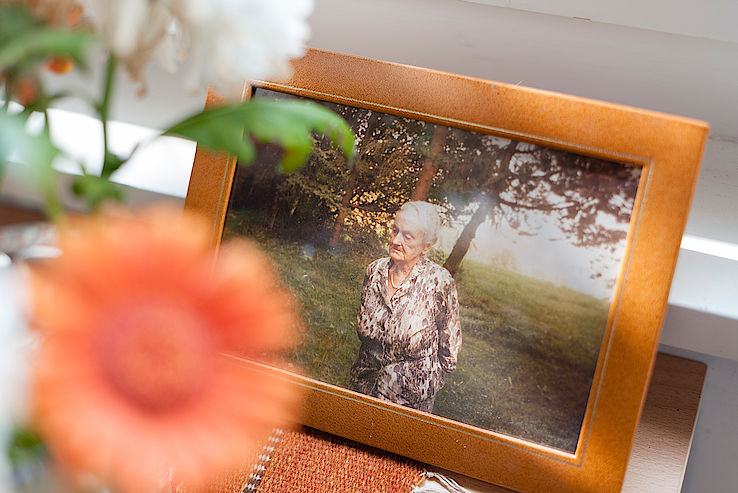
[184,48,708,492]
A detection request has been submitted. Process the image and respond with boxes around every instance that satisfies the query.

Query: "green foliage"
[0,111,57,170]
[0,4,93,73]
[0,111,61,216]
[0,4,91,215]
[164,98,356,172]
[71,173,125,210]
[6,426,46,467]
[232,89,446,248]
[101,149,127,179]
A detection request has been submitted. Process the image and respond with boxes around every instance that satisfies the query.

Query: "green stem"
[42,108,50,136]
[99,55,116,178]
[2,77,13,111]
[40,107,62,219]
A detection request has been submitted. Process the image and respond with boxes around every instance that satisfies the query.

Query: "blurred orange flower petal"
[14,76,38,105]
[12,0,84,27]
[30,206,302,492]
[45,56,75,74]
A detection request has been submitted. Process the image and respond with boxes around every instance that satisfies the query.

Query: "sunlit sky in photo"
[436,206,630,300]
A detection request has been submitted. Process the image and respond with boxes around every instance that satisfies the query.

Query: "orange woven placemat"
[253,427,425,493]
[186,427,424,493]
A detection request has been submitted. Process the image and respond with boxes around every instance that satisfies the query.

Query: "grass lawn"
[225,209,609,452]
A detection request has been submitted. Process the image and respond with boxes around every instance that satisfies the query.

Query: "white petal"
[79,0,314,94]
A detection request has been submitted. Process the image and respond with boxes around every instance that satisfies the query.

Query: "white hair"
[395,201,441,247]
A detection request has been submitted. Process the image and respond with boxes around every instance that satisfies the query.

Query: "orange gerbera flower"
[29,206,302,493]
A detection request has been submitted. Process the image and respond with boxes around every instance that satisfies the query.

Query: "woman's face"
[389,214,429,266]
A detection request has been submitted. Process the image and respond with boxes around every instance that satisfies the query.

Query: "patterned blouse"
[349,256,462,412]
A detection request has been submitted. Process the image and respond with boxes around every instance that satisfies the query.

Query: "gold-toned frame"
[184,48,708,492]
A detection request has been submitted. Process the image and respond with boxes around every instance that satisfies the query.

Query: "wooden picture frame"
[184,48,708,493]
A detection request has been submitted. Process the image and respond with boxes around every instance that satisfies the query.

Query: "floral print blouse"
[349,256,462,412]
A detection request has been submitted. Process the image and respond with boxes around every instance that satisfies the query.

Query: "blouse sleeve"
[437,275,462,374]
[359,263,373,310]
[348,261,382,395]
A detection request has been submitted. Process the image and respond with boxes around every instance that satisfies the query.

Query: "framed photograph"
[184,49,708,492]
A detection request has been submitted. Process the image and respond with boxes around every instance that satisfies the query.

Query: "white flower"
[79,0,313,94]
[0,267,34,493]
[83,0,172,83]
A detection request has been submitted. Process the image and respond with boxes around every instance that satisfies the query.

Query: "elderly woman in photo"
[349,201,461,413]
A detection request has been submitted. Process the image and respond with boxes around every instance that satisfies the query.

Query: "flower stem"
[2,76,13,111]
[43,108,51,136]
[41,108,62,219]
[99,55,117,178]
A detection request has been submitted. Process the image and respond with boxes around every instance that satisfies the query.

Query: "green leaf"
[0,110,61,215]
[0,4,95,73]
[0,5,36,46]
[163,98,356,173]
[71,173,125,210]
[102,149,127,178]
[0,111,59,166]
[7,426,46,466]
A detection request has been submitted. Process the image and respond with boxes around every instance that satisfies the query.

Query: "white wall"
[309,0,738,141]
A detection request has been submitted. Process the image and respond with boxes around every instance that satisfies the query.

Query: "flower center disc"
[99,301,214,412]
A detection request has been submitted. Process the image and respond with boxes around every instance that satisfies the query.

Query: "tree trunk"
[329,194,353,246]
[267,187,280,230]
[443,197,494,276]
[443,141,517,276]
[329,164,360,247]
[411,125,448,202]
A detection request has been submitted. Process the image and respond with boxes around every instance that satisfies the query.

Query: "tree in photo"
[436,131,641,277]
